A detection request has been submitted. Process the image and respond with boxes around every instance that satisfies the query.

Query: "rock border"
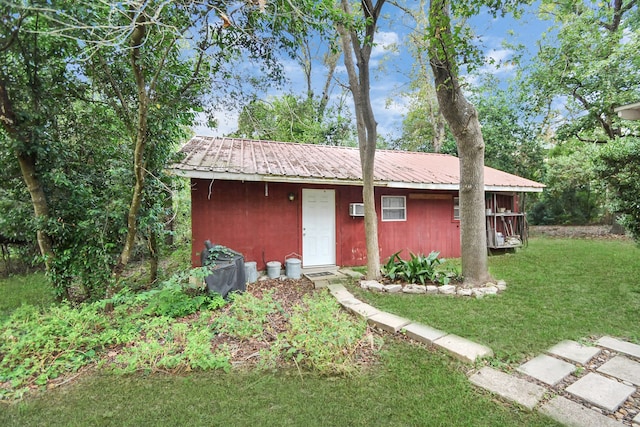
[360,279,507,298]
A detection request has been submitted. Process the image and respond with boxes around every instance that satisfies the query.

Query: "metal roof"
[169,136,545,192]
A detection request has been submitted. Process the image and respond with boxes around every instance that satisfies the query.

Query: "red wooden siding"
[190,179,461,269]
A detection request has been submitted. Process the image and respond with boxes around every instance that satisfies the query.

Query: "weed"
[214,291,277,340]
[263,293,372,375]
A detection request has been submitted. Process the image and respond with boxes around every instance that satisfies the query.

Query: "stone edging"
[360,279,507,298]
[325,281,493,364]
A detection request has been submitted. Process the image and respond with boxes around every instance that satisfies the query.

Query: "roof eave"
[614,102,640,120]
[169,168,545,193]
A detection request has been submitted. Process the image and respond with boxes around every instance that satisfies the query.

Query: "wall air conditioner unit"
[349,203,365,217]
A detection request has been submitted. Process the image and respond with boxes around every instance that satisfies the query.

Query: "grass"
[6,237,631,425]
[0,273,53,319]
[0,339,558,427]
[353,238,640,360]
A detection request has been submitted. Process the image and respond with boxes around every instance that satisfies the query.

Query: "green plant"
[110,318,231,374]
[264,293,371,375]
[0,302,124,399]
[214,291,277,340]
[108,271,226,319]
[382,251,449,285]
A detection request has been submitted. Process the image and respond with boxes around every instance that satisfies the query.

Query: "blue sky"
[194,3,551,140]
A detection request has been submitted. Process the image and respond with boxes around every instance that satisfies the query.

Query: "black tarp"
[200,241,246,298]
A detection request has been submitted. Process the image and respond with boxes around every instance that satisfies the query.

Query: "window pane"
[383,196,405,208]
[382,196,406,221]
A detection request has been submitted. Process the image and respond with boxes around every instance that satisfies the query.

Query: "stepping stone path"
[325,272,640,426]
[470,338,640,426]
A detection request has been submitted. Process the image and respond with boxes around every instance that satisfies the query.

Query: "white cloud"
[193,110,238,137]
[371,31,400,58]
[482,48,515,75]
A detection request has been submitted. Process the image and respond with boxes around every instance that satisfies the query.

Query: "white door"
[302,189,336,267]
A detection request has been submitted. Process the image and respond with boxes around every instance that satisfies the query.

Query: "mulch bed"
[212,276,382,369]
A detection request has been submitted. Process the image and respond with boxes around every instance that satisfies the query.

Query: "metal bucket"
[285,258,302,279]
[266,261,281,279]
[244,261,258,283]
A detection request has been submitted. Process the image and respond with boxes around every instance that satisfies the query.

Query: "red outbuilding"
[170,137,544,270]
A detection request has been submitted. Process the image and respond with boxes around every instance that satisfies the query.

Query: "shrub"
[108,270,227,318]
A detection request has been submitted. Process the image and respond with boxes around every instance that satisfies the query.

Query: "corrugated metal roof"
[170,136,545,192]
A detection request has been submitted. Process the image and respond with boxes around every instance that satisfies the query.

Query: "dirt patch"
[529,225,630,239]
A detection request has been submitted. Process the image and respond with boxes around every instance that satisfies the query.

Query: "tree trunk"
[148,228,159,285]
[0,81,55,273]
[428,0,491,285]
[111,14,149,285]
[337,0,385,280]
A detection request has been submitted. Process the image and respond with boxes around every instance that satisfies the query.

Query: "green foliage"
[110,318,231,374]
[356,238,640,359]
[0,268,231,399]
[214,291,278,340]
[264,293,370,375]
[231,93,355,145]
[525,0,640,142]
[109,269,227,318]
[0,302,123,400]
[470,76,546,181]
[595,137,640,240]
[382,250,454,285]
[530,142,603,225]
[140,284,226,319]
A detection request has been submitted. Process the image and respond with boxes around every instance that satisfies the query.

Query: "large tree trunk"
[337,0,385,280]
[428,0,491,285]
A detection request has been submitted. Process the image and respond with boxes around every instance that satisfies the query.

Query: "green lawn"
[0,272,53,319]
[352,238,640,360]
[5,238,635,426]
[0,340,557,427]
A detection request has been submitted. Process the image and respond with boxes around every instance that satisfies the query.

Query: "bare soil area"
[529,225,630,239]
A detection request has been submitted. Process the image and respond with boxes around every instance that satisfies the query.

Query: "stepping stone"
[634,412,640,425]
[597,355,640,386]
[344,302,380,319]
[469,367,545,410]
[402,322,447,345]
[597,336,640,359]
[327,283,353,300]
[337,297,362,307]
[367,312,411,333]
[566,373,635,412]
[548,340,601,365]
[540,396,626,427]
[517,354,576,386]
[314,279,330,289]
[338,268,364,279]
[433,334,493,363]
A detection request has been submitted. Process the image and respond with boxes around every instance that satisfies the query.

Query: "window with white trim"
[453,196,460,220]
[382,196,406,221]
